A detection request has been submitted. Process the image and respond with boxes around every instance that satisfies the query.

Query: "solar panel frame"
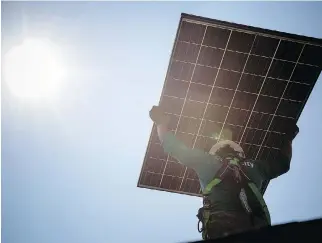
[138,13,322,196]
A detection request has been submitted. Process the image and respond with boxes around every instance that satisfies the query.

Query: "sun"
[3,38,64,99]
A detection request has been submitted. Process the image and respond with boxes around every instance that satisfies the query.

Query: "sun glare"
[4,38,64,99]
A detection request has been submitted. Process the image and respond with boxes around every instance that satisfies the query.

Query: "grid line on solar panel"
[163,107,296,124]
[254,44,306,159]
[216,35,258,141]
[163,114,287,134]
[140,171,201,195]
[156,125,285,146]
[155,21,188,189]
[162,91,303,111]
[177,29,233,191]
[177,40,320,68]
[171,59,314,86]
[151,125,285,144]
[158,25,208,188]
[171,76,311,89]
[182,25,300,188]
[164,91,304,105]
[150,138,282,151]
[237,39,282,144]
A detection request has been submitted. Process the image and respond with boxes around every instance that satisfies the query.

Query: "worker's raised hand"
[149,105,170,125]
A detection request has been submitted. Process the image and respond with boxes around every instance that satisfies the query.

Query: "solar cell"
[138,13,322,196]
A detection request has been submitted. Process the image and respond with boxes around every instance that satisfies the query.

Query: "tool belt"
[196,156,271,240]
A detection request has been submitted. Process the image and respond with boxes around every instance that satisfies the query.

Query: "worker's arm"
[157,124,218,169]
[150,106,221,173]
[255,124,299,180]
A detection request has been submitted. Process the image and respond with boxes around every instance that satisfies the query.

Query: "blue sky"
[2,1,322,243]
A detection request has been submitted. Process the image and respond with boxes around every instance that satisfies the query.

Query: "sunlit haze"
[4,38,64,99]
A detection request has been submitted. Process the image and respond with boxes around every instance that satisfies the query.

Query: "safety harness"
[196,155,271,240]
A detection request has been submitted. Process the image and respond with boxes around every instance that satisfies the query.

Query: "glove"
[284,122,299,141]
[149,105,170,125]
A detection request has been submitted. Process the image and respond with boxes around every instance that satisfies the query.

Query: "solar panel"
[138,13,322,197]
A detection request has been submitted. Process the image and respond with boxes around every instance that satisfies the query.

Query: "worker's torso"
[196,158,266,214]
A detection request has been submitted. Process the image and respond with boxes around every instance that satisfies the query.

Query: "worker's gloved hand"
[284,122,299,141]
[149,105,170,125]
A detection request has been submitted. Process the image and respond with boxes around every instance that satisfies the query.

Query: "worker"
[149,105,299,240]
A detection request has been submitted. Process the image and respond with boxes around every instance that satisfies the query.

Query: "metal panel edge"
[137,183,202,198]
[181,13,322,47]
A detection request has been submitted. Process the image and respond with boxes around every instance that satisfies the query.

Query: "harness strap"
[248,182,271,225]
[202,175,270,223]
[203,178,222,195]
[202,156,240,195]
[197,157,271,239]
[202,157,232,195]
